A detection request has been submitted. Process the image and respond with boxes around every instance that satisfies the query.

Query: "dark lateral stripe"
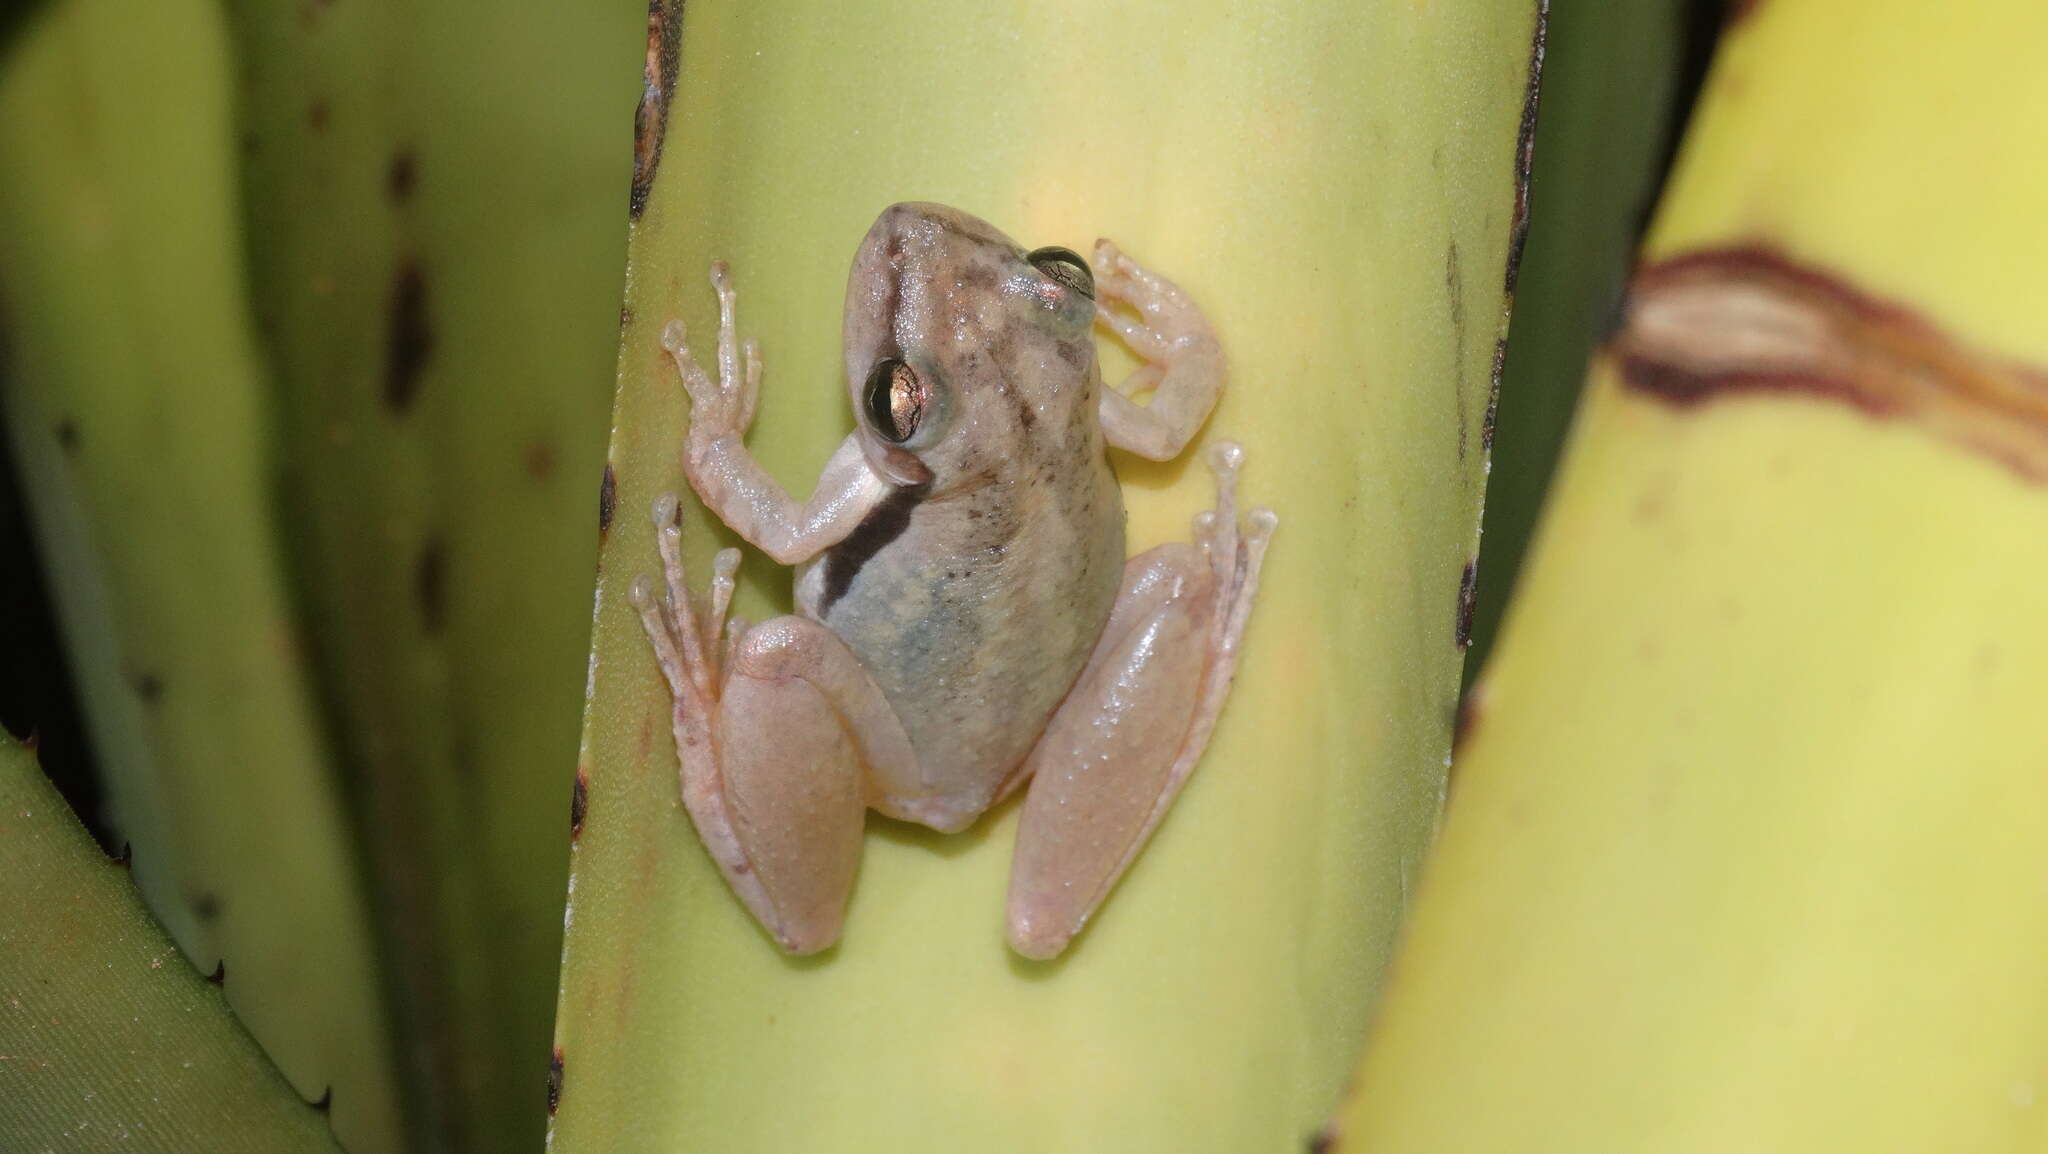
[1613,246,2048,483]
[817,484,926,616]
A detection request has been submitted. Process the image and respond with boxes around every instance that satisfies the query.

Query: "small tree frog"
[630,203,1274,959]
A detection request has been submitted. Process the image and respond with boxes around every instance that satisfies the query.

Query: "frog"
[629,202,1275,959]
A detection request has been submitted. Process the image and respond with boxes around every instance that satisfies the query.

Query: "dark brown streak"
[1614,246,2048,483]
[1480,1,1549,467]
[817,484,926,616]
[629,0,684,220]
[569,768,589,840]
[598,463,618,535]
[1454,559,1479,650]
[384,260,432,412]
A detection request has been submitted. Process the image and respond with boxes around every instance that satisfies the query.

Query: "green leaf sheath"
[0,740,343,1152]
[550,3,1542,1151]
[1464,0,1692,676]
[0,3,401,1149]
[222,1,643,1148]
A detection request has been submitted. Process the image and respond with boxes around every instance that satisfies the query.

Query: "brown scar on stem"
[1614,247,2048,483]
[570,767,588,840]
[1454,559,1479,650]
[546,1047,564,1115]
[598,463,618,536]
[629,0,683,220]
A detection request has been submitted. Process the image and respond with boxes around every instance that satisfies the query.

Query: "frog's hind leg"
[631,498,917,954]
[1005,442,1276,959]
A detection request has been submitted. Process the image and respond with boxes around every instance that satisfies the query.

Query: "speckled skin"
[634,203,1272,956]
[794,204,1125,820]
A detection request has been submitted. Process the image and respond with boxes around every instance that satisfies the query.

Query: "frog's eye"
[1027,246,1094,300]
[863,357,929,444]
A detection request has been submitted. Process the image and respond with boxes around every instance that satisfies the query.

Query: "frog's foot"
[1005,440,1276,959]
[1091,239,1226,461]
[630,497,917,954]
[660,260,762,447]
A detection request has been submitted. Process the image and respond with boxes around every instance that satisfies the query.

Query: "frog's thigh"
[1005,544,1227,960]
[717,617,915,954]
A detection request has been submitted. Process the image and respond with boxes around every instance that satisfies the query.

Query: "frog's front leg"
[630,503,917,954]
[1005,442,1277,959]
[663,261,893,565]
[1093,239,1227,461]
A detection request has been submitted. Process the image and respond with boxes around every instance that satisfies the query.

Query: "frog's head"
[844,202,1099,489]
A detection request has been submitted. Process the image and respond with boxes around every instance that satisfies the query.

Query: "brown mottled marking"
[1306,1124,1340,1153]
[1454,559,1479,649]
[629,0,683,220]
[384,260,432,412]
[1615,247,2048,482]
[546,1047,565,1115]
[598,463,618,534]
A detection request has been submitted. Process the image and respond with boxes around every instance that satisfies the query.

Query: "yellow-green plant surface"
[0,739,342,1152]
[551,3,1542,1151]
[225,1,641,1146]
[1330,2,2048,1150]
[0,3,401,1149]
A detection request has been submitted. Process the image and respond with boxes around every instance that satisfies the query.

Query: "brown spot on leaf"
[1454,559,1479,650]
[524,441,556,479]
[387,149,417,203]
[307,99,329,132]
[1729,0,1765,25]
[619,304,635,331]
[1307,1124,1340,1154]
[384,260,432,412]
[547,1047,565,1115]
[570,768,588,840]
[415,537,446,634]
[191,891,222,922]
[598,464,618,535]
[54,419,79,454]
[207,960,227,986]
[132,672,163,703]
[1453,681,1488,758]
[1614,247,2048,482]
[630,1,684,219]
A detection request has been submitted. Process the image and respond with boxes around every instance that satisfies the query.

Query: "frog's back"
[797,453,1123,819]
